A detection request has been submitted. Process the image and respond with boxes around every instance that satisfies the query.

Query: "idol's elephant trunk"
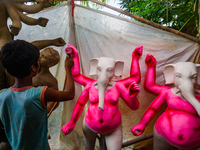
[97,73,109,111]
[179,81,200,116]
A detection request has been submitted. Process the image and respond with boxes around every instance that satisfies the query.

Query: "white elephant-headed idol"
[131,54,200,150]
[62,44,143,150]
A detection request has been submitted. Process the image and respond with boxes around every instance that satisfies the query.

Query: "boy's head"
[0,40,39,78]
[39,47,60,68]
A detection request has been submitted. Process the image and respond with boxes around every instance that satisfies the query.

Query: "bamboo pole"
[62,0,77,91]
[89,0,200,44]
[35,0,200,43]
[47,0,77,118]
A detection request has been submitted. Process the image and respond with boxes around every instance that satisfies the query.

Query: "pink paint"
[65,47,72,59]
[65,47,72,54]
[62,44,142,135]
[131,54,200,149]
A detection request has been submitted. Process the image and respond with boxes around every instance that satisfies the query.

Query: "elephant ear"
[89,58,99,76]
[196,64,200,85]
[163,64,175,85]
[114,60,124,77]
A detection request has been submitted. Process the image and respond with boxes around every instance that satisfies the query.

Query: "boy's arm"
[44,56,75,103]
[31,37,66,50]
[65,57,75,97]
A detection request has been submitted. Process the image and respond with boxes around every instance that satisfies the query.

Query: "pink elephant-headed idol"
[131,54,200,150]
[62,44,143,150]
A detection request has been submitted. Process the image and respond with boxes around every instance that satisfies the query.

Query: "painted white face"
[96,57,115,81]
[174,62,197,87]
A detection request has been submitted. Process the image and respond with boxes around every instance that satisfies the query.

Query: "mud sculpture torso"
[0,0,53,89]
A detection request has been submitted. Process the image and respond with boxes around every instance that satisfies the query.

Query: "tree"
[119,0,199,38]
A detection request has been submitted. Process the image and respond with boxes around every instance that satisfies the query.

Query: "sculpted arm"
[31,37,66,50]
[13,0,35,2]
[16,9,49,27]
[67,44,94,86]
[131,93,167,136]
[4,1,21,36]
[144,54,166,95]
[13,0,53,14]
[119,46,143,87]
[61,85,90,135]
[119,81,140,110]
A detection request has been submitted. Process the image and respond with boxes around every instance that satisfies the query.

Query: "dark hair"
[0,40,39,78]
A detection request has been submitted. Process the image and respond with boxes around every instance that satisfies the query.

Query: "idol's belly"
[155,108,200,149]
[85,106,121,134]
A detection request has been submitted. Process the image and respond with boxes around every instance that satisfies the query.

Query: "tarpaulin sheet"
[14,3,200,150]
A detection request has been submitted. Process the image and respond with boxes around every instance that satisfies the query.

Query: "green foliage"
[53,1,67,6]
[79,0,109,9]
[119,0,199,37]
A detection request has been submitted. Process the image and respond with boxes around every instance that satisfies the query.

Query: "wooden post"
[62,0,77,91]
[48,0,77,117]
[67,0,76,47]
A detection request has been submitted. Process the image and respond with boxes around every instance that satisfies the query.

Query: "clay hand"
[132,45,143,59]
[61,121,75,135]
[9,25,20,36]
[37,17,49,27]
[145,54,156,67]
[43,0,54,8]
[131,123,145,136]
[129,81,140,97]
[53,37,66,46]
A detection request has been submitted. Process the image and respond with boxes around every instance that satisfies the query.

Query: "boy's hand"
[66,44,79,58]
[65,56,74,71]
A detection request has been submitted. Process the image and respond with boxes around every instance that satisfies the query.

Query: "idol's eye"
[175,73,181,78]
[107,68,114,73]
[97,66,101,72]
[191,74,197,80]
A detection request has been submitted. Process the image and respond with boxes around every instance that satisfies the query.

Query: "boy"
[0,39,75,150]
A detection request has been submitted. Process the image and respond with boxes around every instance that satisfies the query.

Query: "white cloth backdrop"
[13,3,200,150]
